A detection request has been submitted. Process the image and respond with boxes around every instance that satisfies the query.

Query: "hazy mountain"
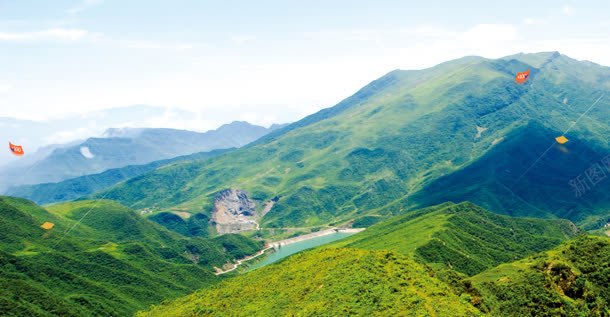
[98,52,610,231]
[5,148,233,205]
[0,105,177,166]
[0,121,285,192]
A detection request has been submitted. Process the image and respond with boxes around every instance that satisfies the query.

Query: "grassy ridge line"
[97,53,610,233]
[137,203,607,317]
[330,202,579,275]
[138,248,482,317]
[97,56,513,226]
[0,196,264,316]
[469,235,610,316]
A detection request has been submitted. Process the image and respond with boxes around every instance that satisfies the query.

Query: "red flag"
[9,142,24,156]
[515,69,530,84]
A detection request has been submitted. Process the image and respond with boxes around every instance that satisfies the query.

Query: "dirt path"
[267,228,364,248]
[214,246,273,275]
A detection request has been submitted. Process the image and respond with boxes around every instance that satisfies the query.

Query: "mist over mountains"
[0,120,287,192]
[2,51,610,317]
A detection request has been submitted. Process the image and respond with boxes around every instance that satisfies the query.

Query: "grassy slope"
[139,203,601,317]
[411,112,610,226]
[0,196,263,316]
[138,248,482,317]
[98,52,610,230]
[331,202,579,275]
[469,235,610,316]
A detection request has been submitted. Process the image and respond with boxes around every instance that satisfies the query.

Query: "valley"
[0,197,263,316]
[2,51,610,317]
[5,1,610,315]
[215,228,364,275]
[139,202,609,317]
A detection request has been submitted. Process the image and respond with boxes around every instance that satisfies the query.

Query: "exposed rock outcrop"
[212,189,258,234]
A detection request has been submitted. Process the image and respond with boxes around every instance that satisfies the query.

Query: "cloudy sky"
[1,0,609,134]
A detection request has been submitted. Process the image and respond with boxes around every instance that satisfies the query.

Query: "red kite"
[9,142,24,156]
[515,69,530,84]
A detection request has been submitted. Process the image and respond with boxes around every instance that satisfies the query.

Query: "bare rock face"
[212,189,258,234]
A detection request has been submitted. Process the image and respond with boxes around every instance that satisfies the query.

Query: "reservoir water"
[246,232,355,271]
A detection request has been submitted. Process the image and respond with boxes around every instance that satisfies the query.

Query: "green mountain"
[0,196,263,316]
[139,203,605,317]
[411,122,610,226]
[98,52,610,232]
[5,148,232,205]
[469,235,610,316]
[331,202,580,275]
[138,248,482,317]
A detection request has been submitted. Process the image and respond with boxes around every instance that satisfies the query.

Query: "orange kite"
[515,69,530,84]
[41,222,55,230]
[555,136,569,144]
[9,142,24,156]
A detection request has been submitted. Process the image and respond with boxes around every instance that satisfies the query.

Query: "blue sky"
[1,0,609,135]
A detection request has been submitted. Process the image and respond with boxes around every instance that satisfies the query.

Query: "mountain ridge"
[138,202,603,317]
[97,52,610,233]
[0,121,285,192]
[0,196,263,316]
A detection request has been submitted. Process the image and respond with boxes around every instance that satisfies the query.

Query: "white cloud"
[231,35,256,45]
[3,20,610,134]
[0,28,90,42]
[43,127,95,144]
[523,17,547,25]
[303,26,457,42]
[458,24,519,43]
[80,146,94,159]
[561,5,575,16]
[66,0,104,14]
[0,84,12,94]
[123,40,199,50]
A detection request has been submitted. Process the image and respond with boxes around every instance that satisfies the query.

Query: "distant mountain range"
[0,121,287,192]
[2,52,610,317]
[0,105,187,165]
[5,148,232,205]
[98,52,610,232]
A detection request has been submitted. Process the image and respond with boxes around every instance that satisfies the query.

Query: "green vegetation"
[148,212,211,237]
[333,202,579,275]
[139,203,608,317]
[411,122,610,225]
[0,196,263,316]
[97,52,610,231]
[139,248,482,317]
[5,52,610,315]
[470,235,610,316]
[352,215,385,227]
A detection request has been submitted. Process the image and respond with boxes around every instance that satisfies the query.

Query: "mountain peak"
[102,127,145,138]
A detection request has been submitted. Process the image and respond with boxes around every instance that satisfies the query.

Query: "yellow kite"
[555,136,569,144]
[40,222,55,230]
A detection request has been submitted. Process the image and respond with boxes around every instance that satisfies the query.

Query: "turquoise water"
[246,232,355,271]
